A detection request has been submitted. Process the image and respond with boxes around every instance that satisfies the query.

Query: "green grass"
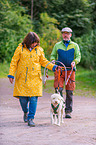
[0,63,10,78]
[0,63,96,97]
[74,66,96,97]
[41,67,54,76]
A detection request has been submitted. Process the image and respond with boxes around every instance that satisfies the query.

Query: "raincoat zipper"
[25,67,28,82]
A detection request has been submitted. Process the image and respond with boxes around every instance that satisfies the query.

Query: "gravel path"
[0,78,96,145]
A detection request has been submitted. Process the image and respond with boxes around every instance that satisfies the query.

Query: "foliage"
[38,13,61,59]
[75,29,96,69]
[0,63,10,78]
[0,0,96,71]
[89,0,96,29]
[44,0,92,37]
[19,0,47,20]
[18,0,95,37]
[0,0,33,63]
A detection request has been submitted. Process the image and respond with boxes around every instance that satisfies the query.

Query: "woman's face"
[30,42,37,48]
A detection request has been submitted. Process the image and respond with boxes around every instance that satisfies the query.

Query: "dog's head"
[51,93,62,105]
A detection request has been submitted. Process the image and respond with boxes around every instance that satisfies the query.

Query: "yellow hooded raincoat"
[8,43,54,98]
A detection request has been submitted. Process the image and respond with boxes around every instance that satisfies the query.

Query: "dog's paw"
[61,120,64,123]
[57,123,60,126]
[51,121,54,125]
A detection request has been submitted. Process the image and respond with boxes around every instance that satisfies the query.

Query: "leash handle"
[55,67,61,90]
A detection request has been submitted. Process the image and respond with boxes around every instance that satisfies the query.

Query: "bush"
[0,0,33,63]
[38,13,61,60]
[75,30,96,69]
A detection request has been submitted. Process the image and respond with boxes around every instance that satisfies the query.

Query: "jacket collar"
[28,45,38,52]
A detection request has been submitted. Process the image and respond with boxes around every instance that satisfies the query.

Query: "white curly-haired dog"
[51,93,65,126]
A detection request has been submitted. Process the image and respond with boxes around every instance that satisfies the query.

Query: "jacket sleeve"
[74,44,81,65]
[39,48,55,71]
[8,44,21,77]
[50,44,57,61]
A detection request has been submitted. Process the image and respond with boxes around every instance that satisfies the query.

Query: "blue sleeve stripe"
[7,75,14,79]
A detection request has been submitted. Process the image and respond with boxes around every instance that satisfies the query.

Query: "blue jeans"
[19,96,38,120]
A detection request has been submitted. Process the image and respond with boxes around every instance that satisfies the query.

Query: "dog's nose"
[55,101,57,103]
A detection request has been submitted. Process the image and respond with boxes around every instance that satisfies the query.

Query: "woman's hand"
[9,78,14,84]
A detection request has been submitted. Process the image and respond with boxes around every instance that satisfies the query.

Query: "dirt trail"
[0,78,96,145]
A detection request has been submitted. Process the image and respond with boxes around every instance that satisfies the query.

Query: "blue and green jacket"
[50,40,81,68]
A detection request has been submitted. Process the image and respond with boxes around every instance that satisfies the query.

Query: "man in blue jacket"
[50,27,81,118]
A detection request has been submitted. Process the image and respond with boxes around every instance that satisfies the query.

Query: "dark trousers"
[65,90,73,113]
[55,88,73,113]
[54,70,74,113]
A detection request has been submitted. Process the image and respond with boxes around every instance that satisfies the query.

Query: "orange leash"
[65,65,73,86]
[55,67,61,90]
[58,69,61,90]
[56,66,73,88]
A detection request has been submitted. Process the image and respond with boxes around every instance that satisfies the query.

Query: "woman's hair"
[22,32,40,48]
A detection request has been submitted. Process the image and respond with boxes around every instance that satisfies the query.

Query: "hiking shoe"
[28,119,35,127]
[23,113,28,122]
[65,113,71,118]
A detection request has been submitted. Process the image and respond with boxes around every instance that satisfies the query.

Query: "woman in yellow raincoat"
[8,32,57,127]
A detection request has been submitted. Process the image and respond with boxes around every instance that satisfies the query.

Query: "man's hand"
[71,61,75,67]
[9,78,14,84]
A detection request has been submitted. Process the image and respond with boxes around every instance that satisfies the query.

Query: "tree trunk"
[31,0,33,20]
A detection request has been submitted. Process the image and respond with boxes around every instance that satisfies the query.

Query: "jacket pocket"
[25,67,28,82]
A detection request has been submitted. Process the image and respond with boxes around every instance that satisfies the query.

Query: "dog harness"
[51,103,60,114]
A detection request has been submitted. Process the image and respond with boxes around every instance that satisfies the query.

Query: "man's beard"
[63,37,69,41]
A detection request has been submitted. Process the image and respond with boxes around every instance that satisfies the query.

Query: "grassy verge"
[43,66,96,98]
[0,63,10,78]
[74,66,96,97]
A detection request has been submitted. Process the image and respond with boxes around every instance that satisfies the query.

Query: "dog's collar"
[51,103,60,114]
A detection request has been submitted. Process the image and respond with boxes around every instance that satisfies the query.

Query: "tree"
[39,13,61,59]
[89,0,96,29]
[31,0,33,20]
[0,0,33,62]
[75,29,96,69]
[44,0,92,36]
[19,0,47,20]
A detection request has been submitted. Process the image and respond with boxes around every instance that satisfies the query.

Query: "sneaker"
[28,119,35,127]
[23,113,28,122]
[65,113,71,118]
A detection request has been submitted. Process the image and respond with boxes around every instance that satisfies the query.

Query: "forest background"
[0,0,96,69]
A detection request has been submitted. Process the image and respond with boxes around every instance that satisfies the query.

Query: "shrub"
[0,0,33,63]
[75,30,96,69]
[39,13,61,60]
